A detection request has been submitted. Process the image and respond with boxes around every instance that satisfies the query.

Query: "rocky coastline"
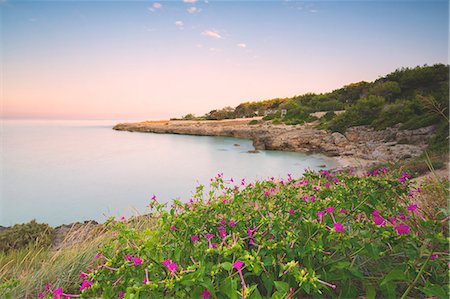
[113,118,436,168]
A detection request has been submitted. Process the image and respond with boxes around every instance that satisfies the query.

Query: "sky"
[1,0,448,120]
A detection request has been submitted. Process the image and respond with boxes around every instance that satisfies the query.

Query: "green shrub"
[0,220,54,253]
[40,171,448,298]
[248,120,259,125]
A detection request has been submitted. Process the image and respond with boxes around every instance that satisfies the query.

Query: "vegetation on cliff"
[5,169,447,299]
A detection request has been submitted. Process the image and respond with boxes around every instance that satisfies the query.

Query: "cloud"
[183,0,197,3]
[187,6,200,14]
[201,30,223,39]
[237,43,247,48]
[148,2,162,12]
[310,9,318,13]
[175,20,184,29]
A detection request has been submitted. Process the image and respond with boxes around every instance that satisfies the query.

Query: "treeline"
[178,64,448,150]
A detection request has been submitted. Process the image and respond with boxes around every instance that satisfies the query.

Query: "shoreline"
[113,118,435,170]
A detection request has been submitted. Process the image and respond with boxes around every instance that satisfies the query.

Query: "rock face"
[113,120,436,163]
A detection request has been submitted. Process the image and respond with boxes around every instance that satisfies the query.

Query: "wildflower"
[170,225,177,231]
[317,211,325,224]
[334,222,345,233]
[431,254,439,261]
[394,223,410,235]
[37,291,44,298]
[205,233,214,240]
[407,204,418,212]
[191,235,199,242]
[53,288,63,299]
[264,191,269,196]
[220,230,227,238]
[230,220,236,227]
[388,217,397,225]
[324,183,331,188]
[233,260,247,289]
[144,268,150,284]
[151,195,156,201]
[372,210,386,226]
[125,254,133,261]
[247,227,257,238]
[120,216,126,221]
[334,177,339,183]
[310,196,316,202]
[398,213,406,220]
[289,209,295,215]
[220,219,226,225]
[79,271,89,279]
[218,226,224,231]
[201,288,211,299]
[119,291,124,298]
[162,259,178,273]
[80,280,92,291]
[133,257,143,266]
[313,185,320,190]
[325,207,335,213]
[339,208,346,214]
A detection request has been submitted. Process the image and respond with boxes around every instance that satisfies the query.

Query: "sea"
[0,120,338,226]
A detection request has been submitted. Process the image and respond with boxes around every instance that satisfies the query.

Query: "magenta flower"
[162,259,178,273]
[398,213,406,220]
[191,235,199,242]
[264,191,269,197]
[324,183,331,188]
[388,216,397,225]
[395,223,410,235]
[151,195,156,201]
[220,230,227,238]
[79,271,89,279]
[170,225,177,231]
[201,288,211,299]
[317,211,325,224]
[289,209,295,215]
[431,254,439,261]
[53,288,64,299]
[233,260,244,271]
[205,233,214,240]
[407,204,418,211]
[310,196,316,202]
[339,208,346,214]
[80,280,92,291]
[119,291,124,298]
[220,219,226,225]
[230,220,236,227]
[125,254,133,261]
[247,227,257,238]
[325,207,335,213]
[37,291,44,298]
[372,210,386,226]
[334,222,345,233]
[133,257,143,266]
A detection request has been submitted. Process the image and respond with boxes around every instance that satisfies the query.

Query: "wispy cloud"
[183,0,197,3]
[148,2,162,12]
[175,20,184,29]
[237,43,247,48]
[187,7,201,14]
[202,30,223,40]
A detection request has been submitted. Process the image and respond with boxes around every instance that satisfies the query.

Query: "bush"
[40,171,449,298]
[0,220,54,252]
[248,120,259,125]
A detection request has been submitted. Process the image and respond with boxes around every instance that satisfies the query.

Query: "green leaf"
[273,281,290,294]
[364,282,376,299]
[421,283,447,299]
[221,262,233,271]
[380,269,407,285]
[248,285,262,299]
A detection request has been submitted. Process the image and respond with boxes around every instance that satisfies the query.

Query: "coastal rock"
[113,120,436,164]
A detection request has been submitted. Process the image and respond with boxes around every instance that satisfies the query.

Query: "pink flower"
[53,288,63,299]
[125,254,133,261]
[372,210,386,226]
[119,291,124,298]
[247,227,257,238]
[205,233,214,240]
[133,257,143,266]
[220,219,226,225]
[151,195,156,201]
[79,271,89,279]
[264,191,269,196]
[233,260,244,271]
[220,230,227,238]
[317,211,325,224]
[395,223,410,235]
[80,280,92,291]
[431,254,439,261]
[230,220,236,227]
[37,291,44,298]
[388,217,397,225]
[407,204,418,212]
[324,183,331,188]
[162,259,178,273]
[191,235,199,242]
[325,207,335,213]
[201,288,211,299]
[289,209,295,215]
[144,268,150,284]
[170,225,177,231]
[334,222,345,233]
[339,208,346,214]
[398,213,406,220]
[310,196,316,202]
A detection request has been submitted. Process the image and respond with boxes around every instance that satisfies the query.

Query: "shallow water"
[0,120,338,226]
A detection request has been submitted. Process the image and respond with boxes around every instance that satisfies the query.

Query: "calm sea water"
[0,120,338,226]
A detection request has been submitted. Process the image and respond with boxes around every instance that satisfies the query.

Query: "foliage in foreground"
[23,170,450,298]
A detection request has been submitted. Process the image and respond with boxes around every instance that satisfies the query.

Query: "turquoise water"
[0,120,338,226]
